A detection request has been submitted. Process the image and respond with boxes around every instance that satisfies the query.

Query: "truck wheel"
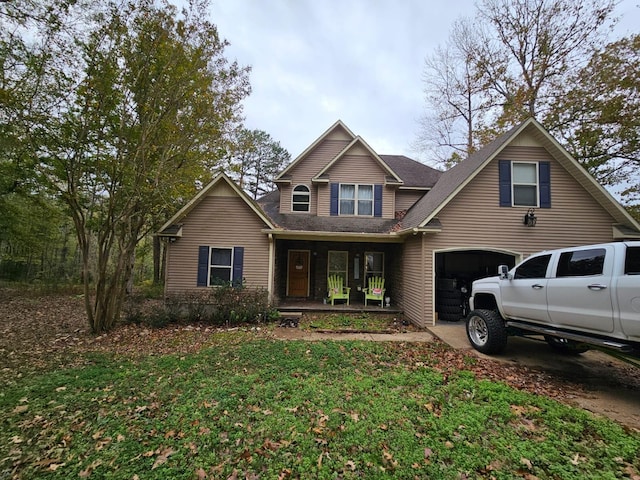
[544,336,589,355]
[466,309,508,354]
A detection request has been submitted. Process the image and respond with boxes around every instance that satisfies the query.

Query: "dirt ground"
[1,290,639,433]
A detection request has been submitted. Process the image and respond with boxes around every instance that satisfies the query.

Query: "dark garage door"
[435,250,516,322]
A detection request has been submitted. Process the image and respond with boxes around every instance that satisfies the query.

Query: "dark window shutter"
[539,161,551,208]
[232,246,244,286]
[373,185,382,217]
[498,160,512,207]
[197,246,209,286]
[330,183,339,216]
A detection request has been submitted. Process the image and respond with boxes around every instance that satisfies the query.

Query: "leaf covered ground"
[1,290,640,479]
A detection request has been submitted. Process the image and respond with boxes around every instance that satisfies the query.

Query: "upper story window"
[292,185,310,212]
[499,160,551,208]
[512,162,538,207]
[339,184,373,216]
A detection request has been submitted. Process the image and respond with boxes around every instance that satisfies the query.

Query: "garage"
[435,250,517,321]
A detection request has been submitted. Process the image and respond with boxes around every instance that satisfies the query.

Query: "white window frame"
[512,162,539,207]
[338,183,374,216]
[364,252,384,278]
[291,184,310,212]
[328,250,348,284]
[209,246,233,286]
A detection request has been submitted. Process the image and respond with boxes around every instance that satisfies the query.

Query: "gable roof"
[380,155,442,189]
[274,120,356,182]
[157,171,275,236]
[400,117,640,233]
[311,135,404,184]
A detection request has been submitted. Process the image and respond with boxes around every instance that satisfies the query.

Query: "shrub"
[164,285,278,326]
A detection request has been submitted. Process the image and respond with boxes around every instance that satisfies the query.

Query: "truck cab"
[467,242,640,359]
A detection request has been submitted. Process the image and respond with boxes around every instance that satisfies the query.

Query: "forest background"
[0,0,638,331]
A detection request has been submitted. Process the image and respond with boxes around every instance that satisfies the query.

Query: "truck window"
[625,246,640,275]
[556,248,605,277]
[514,254,551,279]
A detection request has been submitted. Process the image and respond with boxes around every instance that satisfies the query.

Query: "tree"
[226,128,291,199]
[546,34,640,202]
[417,19,496,166]
[0,0,87,282]
[419,0,617,165]
[34,0,250,332]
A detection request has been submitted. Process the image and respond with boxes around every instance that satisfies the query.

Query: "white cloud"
[211,0,640,162]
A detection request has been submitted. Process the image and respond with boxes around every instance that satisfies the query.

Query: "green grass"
[301,312,404,332]
[1,338,639,479]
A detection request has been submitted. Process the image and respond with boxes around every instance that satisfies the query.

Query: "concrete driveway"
[429,320,640,431]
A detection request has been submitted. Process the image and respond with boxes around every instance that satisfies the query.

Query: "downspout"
[429,235,436,327]
[267,233,274,302]
[421,233,426,328]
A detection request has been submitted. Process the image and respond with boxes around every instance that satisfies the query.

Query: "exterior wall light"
[523,208,537,227]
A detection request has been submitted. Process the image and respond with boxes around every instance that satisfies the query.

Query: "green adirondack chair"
[364,277,385,306]
[327,274,350,305]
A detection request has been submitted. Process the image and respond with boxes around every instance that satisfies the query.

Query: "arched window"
[292,185,310,212]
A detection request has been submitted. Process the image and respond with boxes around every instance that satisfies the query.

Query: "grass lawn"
[1,332,639,479]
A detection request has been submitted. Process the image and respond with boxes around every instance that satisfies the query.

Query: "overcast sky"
[210,0,640,165]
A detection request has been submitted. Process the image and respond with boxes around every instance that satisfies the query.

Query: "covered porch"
[271,237,404,306]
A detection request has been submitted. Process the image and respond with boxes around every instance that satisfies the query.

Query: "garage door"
[435,250,516,322]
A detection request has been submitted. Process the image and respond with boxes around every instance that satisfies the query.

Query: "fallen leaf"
[13,405,28,414]
[521,457,533,470]
[195,467,207,479]
[152,447,176,469]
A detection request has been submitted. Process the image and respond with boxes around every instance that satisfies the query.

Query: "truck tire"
[544,336,589,355]
[466,309,508,354]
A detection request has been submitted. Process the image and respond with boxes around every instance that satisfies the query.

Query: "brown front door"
[287,250,310,297]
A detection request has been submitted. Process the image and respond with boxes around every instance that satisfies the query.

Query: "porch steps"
[279,311,302,328]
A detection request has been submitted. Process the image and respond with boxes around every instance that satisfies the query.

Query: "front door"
[287,250,310,297]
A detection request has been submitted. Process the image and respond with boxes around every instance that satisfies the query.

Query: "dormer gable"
[274,120,356,185]
[311,136,403,186]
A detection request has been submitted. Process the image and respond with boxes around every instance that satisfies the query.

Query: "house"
[157,118,640,328]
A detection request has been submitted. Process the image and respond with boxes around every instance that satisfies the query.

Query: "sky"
[209,0,640,165]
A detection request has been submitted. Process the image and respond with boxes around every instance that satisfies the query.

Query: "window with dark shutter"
[197,246,244,286]
[499,160,551,208]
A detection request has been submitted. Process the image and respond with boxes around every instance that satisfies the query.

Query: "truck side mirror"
[498,265,510,280]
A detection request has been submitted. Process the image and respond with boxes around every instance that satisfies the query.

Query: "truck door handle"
[588,284,607,290]
[531,284,544,289]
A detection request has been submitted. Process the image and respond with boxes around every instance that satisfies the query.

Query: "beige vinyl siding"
[416,145,622,326]
[165,194,270,293]
[321,153,395,218]
[399,238,426,326]
[279,138,350,213]
[396,190,426,212]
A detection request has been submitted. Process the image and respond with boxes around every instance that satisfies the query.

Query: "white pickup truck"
[466,241,640,361]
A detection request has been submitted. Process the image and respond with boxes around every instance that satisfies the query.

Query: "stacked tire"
[437,288,463,322]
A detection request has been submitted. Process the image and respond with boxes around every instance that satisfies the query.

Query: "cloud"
[211,0,639,163]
